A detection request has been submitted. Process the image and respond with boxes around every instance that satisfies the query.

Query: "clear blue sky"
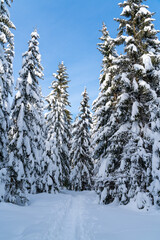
[10,0,160,117]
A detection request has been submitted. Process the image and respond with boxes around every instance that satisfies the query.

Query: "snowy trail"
[1,191,160,240]
[17,191,95,240]
[53,193,94,240]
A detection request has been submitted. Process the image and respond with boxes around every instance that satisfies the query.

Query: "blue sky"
[10,0,160,117]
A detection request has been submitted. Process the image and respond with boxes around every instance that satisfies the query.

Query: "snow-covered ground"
[0,190,160,240]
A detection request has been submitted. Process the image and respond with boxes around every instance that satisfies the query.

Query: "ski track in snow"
[53,194,94,240]
[18,192,95,240]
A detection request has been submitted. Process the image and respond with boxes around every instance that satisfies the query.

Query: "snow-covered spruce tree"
[92,23,119,199]
[0,0,15,202]
[0,38,14,202]
[115,0,160,209]
[44,94,61,193]
[95,0,160,209]
[5,30,45,205]
[45,62,71,189]
[70,88,93,191]
[0,0,15,169]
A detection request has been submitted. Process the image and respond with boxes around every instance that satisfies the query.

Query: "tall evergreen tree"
[115,0,160,208]
[5,30,45,205]
[44,91,61,193]
[0,0,15,169]
[70,88,93,191]
[94,0,160,208]
[45,62,71,189]
[92,22,118,169]
[0,0,15,202]
[92,23,119,200]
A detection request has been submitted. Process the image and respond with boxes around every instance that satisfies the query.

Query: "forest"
[0,0,160,213]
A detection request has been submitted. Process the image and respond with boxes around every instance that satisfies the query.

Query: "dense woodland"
[1,0,160,209]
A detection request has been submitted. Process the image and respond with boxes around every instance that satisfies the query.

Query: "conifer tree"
[92,22,118,167]
[5,30,45,205]
[92,23,119,201]
[70,88,93,191]
[115,0,160,208]
[0,0,15,169]
[0,0,15,202]
[94,0,160,208]
[45,62,71,189]
[44,93,61,193]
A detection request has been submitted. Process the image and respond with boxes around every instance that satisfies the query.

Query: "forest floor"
[0,190,160,240]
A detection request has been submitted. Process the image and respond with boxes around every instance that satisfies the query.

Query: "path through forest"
[0,191,160,240]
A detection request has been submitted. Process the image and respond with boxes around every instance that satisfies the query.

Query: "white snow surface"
[121,5,131,16]
[142,54,153,71]
[131,101,139,121]
[0,191,160,240]
[137,7,150,16]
